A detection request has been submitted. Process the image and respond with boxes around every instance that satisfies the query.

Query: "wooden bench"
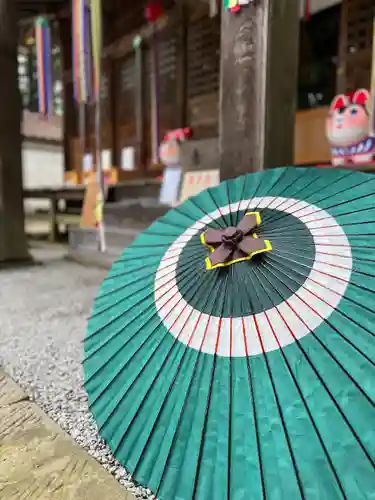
[23,187,85,242]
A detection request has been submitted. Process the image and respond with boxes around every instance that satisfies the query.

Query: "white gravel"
[0,244,154,499]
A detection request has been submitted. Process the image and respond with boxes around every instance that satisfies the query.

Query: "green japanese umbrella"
[84,167,375,500]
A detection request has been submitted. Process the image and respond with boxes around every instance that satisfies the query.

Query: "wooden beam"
[219,0,300,178]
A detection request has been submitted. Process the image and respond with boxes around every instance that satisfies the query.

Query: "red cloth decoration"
[144,1,163,23]
[164,127,193,141]
[304,0,310,21]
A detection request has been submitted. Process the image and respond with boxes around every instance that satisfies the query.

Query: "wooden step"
[68,225,143,269]
[103,197,169,227]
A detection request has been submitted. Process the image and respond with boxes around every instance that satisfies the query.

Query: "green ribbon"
[133,35,142,50]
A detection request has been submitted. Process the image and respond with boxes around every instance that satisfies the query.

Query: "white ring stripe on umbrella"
[154,197,352,357]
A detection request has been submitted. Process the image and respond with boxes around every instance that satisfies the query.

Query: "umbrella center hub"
[221,227,244,248]
[201,212,272,269]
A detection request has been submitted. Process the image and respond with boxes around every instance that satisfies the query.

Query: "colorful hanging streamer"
[35,17,53,116]
[224,0,251,14]
[145,1,163,166]
[72,0,92,103]
[90,0,106,252]
[90,0,102,102]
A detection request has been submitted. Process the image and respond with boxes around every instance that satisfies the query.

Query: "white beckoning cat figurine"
[325,89,375,166]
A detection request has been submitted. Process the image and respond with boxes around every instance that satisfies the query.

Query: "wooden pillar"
[0,0,30,264]
[219,0,300,179]
[336,0,348,93]
[134,39,145,170]
[108,58,118,169]
[176,0,188,128]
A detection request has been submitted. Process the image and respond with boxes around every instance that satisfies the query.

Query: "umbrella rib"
[260,169,337,223]
[264,236,375,251]
[233,168,289,226]
[243,280,306,497]
[236,270,267,499]
[85,255,204,363]
[254,263,375,467]
[225,179,234,227]
[317,249,375,265]
[263,203,375,233]
[263,309,348,498]
[94,241,204,306]
[204,184,231,227]
[89,264,190,324]
[268,251,375,327]
[239,168,291,224]
[114,245,201,264]
[128,238,203,250]
[265,255,375,368]
[128,310,200,475]
[174,182,228,229]
[263,219,375,236]
[175,195,227,229]
[85,306,155,378]
[269,247,375,281]
[95,247,203,305]
[240,268,306,498]
[114,270,223,482]
[154,268,226,496]
[117,240,203,260]
[95,269,219,440]
[157,206,218,229]
[260,175,375,229]
[133,271,224,495]
[226,266,235,500]
[260,170,353,225]
[191,271,231,499]
[233,172,264,226]
[252,265,375,480]
[87,268,218,411]
[104,246,204,287]
[250,269,348,496]
[275,245,375,282]
[247,168,320,227]
[87,252,204,346]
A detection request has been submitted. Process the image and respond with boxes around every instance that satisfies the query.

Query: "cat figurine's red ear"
[352,89,370,109]
[330,94,349,111]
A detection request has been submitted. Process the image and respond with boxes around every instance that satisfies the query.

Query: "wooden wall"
[62,0,222,180]
[294,107,330,164]
[337,0,374,92]
[186,11,220,138]
[62,0,368,180]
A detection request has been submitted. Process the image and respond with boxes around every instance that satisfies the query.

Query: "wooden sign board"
[80,182,108,228]
[179,138,219,173]
[179,169,219,203]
